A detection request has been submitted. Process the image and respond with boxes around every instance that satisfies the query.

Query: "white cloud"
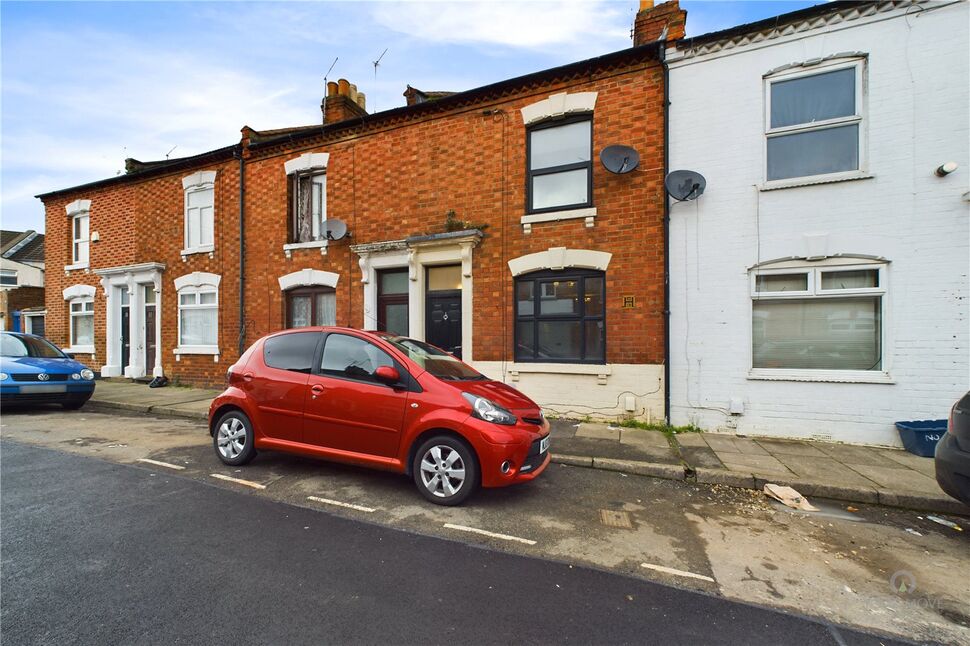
[372,1,633,55]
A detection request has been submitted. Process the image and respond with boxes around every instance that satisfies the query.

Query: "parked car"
[936,391,970,507]
[0,331,96,409]
[208,327,551,505]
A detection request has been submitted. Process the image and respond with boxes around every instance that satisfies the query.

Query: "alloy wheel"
[419,445,466,498]
[217,417,247,460]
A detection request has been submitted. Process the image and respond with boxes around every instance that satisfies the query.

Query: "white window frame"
[749,262,889,383]
[181,171,217,257]
[174,272,221,357]
[71,212,90,268]
[22,311,46,335]
[763,57,867,190]
[68,297,95,354]
[283,152,329,256]
[0,269,18,287]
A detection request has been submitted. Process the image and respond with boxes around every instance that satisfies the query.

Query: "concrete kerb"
[555,453,970,517]
[86,400,208,422]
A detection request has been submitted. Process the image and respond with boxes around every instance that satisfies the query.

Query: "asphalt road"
[0,440,901,645]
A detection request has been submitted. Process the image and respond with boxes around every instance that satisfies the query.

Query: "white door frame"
[95,263,165,378]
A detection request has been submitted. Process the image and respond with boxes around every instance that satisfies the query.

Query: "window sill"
[174,346,219,355]
[747,369,893,384]
[520,207,596,233]
[64,346,95,355]
[508,362,611,385]
[283,240,328,258]
[760,172,873,192]
[65,263,89,272]
[181,246,214,260]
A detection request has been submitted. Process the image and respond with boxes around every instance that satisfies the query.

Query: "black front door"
[121,304,130,371]
[426,292,462,358]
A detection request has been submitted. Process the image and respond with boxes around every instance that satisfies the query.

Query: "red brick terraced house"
[38,1,686,420]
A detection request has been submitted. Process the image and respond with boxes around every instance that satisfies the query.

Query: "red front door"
[302,333,408,458]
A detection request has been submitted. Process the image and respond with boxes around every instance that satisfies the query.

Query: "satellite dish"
[600,145,640,174]
[665,170,706,201]
[324,218,349,241]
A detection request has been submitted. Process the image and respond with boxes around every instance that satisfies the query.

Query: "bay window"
[527,117,592,213]
[751,265,885,374]
[765,59,865,183]
[515,269,605,363]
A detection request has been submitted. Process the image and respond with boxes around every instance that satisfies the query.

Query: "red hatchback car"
[208,327,551,505]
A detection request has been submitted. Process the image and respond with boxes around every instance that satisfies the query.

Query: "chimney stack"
[633,0,686,46]
[322,77,368,124]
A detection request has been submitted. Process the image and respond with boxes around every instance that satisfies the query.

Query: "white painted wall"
[667,1,970,446]
[0,258,44,288]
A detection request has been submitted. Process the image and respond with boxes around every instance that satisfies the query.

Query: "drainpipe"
[660,42,671,424]
[235,147,247,356]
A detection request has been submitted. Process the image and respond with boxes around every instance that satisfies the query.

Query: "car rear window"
[263,332,320,374]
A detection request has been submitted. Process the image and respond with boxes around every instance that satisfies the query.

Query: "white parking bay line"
[136,458,185,471]
[443,523,537,546]
[640,562,715,583]
[210,473,266,490]
[307,496,376,513]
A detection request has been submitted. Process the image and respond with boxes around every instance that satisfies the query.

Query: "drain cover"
[599,509,634,529]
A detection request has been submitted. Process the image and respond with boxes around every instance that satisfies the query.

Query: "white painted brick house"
[666,0,969,446]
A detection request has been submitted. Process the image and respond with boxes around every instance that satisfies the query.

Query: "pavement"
[87,379,970,516]
[2,441,904,646]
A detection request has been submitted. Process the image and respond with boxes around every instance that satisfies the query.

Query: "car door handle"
[310,384,324,397]
[243,373,253,382]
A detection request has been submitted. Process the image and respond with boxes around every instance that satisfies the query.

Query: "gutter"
[234,147,247,356]
[660,42,671,424]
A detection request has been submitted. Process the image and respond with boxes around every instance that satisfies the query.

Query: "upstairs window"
[182,171,216,254]
[527,116,592,213]
[292,172,327,243]
[0,270,17,286]
[72,212,90,265]
[765,60,864,183]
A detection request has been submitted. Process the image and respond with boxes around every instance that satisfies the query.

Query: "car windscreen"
[380,336,485,381]
[0,334,65,359]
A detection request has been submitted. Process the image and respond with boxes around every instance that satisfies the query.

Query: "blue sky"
[1,1,820,233]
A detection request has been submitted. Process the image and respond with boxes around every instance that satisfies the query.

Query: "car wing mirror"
[374,365,401,385]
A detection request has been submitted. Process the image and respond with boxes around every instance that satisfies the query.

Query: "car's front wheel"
[412,435,479,506]
[214,410,256,466]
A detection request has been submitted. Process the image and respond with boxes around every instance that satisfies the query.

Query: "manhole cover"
[599,509,634,529]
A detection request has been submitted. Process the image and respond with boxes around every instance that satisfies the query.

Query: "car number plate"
[539,435,550,453]
[20,385,67,394]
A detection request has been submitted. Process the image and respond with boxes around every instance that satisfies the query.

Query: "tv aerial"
[665,170,706,201]
[600,145,640,174]
[324,218,350,241]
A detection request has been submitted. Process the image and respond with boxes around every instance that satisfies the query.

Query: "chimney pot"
[640,0,654,10]
[356,92,366,110]
[327,81,338,97]
[337,78,350,96]
[349,83,358,103]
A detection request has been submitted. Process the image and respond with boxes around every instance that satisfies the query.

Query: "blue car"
[0,331,96,409]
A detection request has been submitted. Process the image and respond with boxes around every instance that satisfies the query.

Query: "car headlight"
[71,373,81,380]
[0,372,8,381]
[462,392,516,426]
[80,369,95,380]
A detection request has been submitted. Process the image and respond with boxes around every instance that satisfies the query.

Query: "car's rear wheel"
[412,435,479,506]
[214,410,256,466]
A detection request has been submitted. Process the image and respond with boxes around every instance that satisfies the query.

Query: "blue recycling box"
[894,420,947,457]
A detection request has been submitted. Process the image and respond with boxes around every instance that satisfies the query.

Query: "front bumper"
[469,416,552,488]
[935,433,970,506]
[0,382,95,407]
